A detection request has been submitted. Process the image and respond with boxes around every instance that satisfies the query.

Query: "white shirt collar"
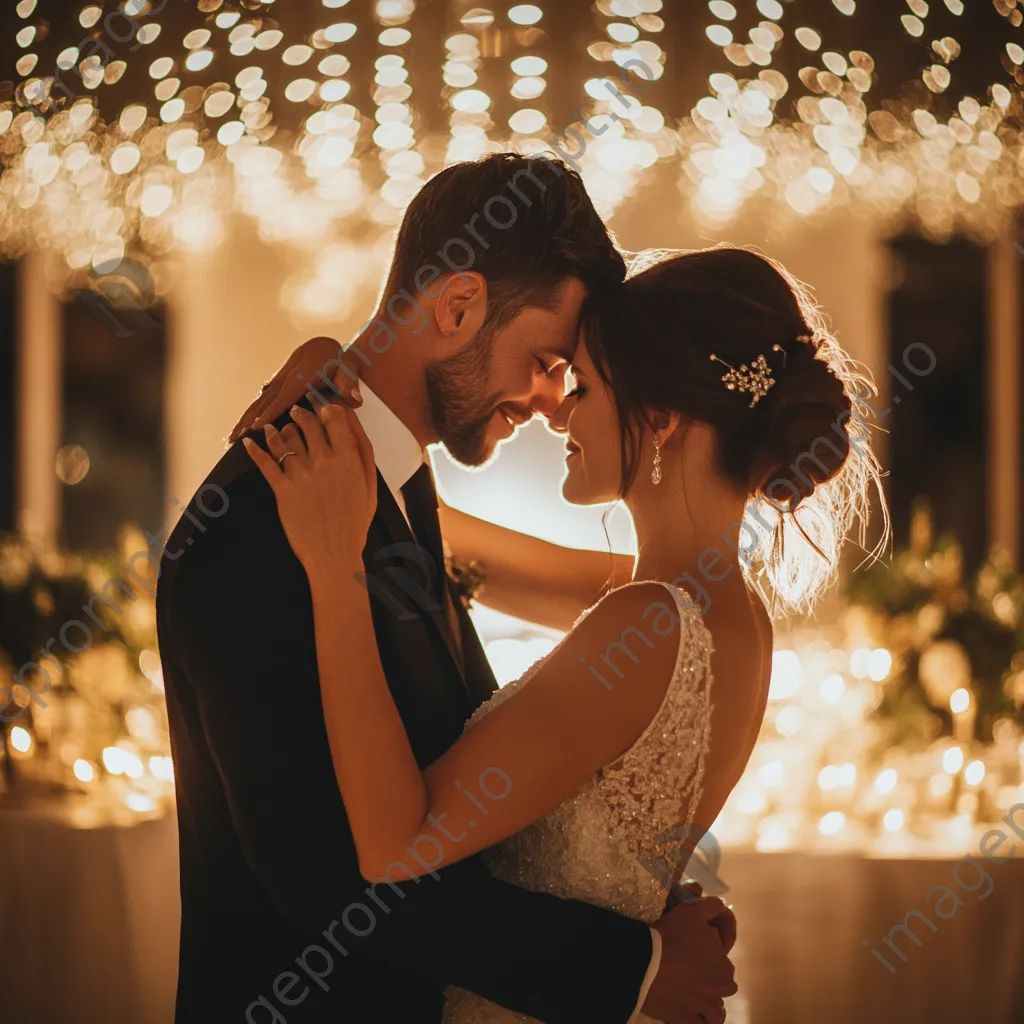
[352,380,424,496]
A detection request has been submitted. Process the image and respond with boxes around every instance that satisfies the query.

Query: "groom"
[156,153,737,1024]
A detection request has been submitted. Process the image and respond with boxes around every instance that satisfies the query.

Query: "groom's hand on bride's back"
[667,881,737,953]
[643,895,738,1024]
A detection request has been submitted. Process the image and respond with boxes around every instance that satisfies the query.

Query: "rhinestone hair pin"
[709,344,786,409]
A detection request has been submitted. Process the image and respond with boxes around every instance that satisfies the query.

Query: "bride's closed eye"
[564,366,587,399]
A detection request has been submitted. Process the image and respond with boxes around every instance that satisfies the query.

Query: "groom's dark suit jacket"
[155,407,653,1023]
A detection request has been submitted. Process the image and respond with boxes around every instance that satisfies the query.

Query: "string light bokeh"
[1,0,1022,322]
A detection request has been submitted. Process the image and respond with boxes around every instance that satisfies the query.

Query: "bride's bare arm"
[308,574,678,881]
[439,502,634,630]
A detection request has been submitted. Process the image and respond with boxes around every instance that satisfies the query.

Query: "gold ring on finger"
[275,451,297,466]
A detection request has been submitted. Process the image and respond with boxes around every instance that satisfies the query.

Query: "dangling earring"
[651,436,662,486]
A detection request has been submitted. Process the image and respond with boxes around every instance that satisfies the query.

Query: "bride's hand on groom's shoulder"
[227,336,363,445]
[243,403,377,579]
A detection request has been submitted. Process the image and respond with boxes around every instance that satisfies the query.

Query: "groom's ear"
[434,271,488,342]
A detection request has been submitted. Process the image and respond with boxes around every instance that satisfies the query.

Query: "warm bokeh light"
[819,810,847,835]
[942,745,965,775]
[883,808,905,832]
[508,5,543,26]
[874,768,897,795]
[820,673,845,703]
[768,650,801,700]
[10,725,32,753]
[949,687,971,714]
[102,745,144,780]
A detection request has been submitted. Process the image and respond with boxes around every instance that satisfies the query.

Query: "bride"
[240,246,884,1022]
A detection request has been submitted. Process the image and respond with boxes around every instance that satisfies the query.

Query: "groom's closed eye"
[535,356,568,379]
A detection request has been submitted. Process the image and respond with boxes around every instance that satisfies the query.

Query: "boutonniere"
[443,540,487,610]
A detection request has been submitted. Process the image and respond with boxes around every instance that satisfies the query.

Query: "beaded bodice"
[444,582,715,1024]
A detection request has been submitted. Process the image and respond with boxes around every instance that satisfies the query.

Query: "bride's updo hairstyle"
[584,245,887,612]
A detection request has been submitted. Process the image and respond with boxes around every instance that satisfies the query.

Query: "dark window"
[0,261,16,533]
[1019,240,1024,567]
[886,236,988,572]
[59,292,166,551]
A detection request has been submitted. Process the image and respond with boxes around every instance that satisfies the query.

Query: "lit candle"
[949,688,975,744]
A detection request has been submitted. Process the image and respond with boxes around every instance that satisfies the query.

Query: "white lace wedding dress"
[443,582,715,1024]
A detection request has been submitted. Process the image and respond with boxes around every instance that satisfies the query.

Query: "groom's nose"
[528,376,566,420]
[546,397,572,434]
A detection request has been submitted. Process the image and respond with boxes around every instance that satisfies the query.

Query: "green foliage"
[0,530,158,731]
[844,501,1024,744]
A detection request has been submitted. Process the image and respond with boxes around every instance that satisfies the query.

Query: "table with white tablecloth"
[723,847,1024,1024]
[3,800,1023,1024]
[0,798,180,1024]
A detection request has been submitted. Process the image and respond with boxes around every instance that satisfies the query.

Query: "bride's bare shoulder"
[557,580,687,699]
[577,580,690,640]
[581,581,692,626]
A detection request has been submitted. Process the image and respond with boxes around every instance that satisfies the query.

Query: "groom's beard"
[425,328,501,467]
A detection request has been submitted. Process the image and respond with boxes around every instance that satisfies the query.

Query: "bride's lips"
[565,441,581,460]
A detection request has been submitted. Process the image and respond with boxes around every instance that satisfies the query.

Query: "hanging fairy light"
[685,0,781,222]
[273,0,367,245]
[507,20,549,151]
[503,5,548,153]
[372,0,422,221]
[570,0,666,216]
[711,0,1014,236]
[0,0,1022,300]
[444,14,490,163]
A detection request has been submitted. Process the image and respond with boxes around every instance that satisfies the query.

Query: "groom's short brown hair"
[383,152,625,331]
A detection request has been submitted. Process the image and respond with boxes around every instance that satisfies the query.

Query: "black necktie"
[400,463,446,602]
[401,464,465,672]
[401,464,466,679]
